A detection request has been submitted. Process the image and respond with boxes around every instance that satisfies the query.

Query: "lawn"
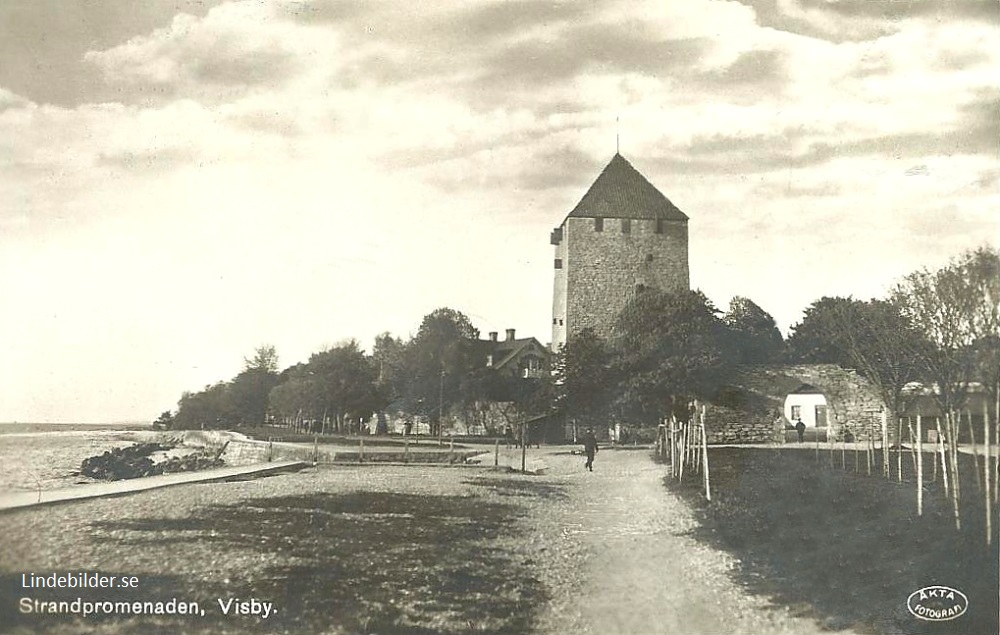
[667,447,999,634]
[0,466,554,635]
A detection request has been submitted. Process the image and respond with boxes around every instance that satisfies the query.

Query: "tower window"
[655,219,665,234]
[554,258,563,269]
[645,254,654,263]
[594,217,604,232]
[621,219,631,234]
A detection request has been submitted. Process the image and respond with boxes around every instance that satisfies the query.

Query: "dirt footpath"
[525,447,861,635]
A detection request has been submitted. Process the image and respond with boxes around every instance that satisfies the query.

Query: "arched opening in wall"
[783,383,829,443]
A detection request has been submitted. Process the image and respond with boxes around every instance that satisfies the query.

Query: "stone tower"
[551,153,689,350]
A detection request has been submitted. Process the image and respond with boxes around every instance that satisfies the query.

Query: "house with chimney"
[479,328,549,380]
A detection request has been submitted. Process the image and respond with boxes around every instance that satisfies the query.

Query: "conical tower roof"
[565,153,687,222]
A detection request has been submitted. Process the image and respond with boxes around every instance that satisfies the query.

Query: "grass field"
[0,466,553,635]
[668,447,999,634]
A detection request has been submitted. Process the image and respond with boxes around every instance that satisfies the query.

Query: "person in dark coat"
[795,418,806,443]
[582,428,599,471]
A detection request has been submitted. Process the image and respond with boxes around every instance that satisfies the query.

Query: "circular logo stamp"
[907,586,968,622]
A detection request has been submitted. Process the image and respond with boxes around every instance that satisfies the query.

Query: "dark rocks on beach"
[80,443,223,481]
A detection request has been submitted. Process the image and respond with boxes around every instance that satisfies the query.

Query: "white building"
[783,384,829,428]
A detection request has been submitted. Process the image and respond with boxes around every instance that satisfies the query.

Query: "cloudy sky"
[1,0,997,423]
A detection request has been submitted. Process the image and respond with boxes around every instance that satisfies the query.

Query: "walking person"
[795,418,806,443]
[582,428,599,471]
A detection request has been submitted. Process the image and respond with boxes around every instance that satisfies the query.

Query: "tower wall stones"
[551,154,690,349]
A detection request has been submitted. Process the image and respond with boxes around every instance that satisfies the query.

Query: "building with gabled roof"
[551,153,690,349]
[478,328,549,379]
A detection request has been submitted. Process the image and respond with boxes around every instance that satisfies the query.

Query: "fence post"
[494,436,499,468]
[916,413,923,517]
[404,437,409,464]
[701,420,711,502]
[359,436,364,463]
[983,400,992,545]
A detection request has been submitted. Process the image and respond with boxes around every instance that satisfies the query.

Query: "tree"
[788,296,924,422]
[612,289,736,425]
[372,332,408,408]
[723,296,785,364]
[402,308,480,434]
[892,249,997,415]
[964,247,1000,422]
[244,344,279,374]
[153,410,174,429]
[892,246,999,530]
[306,340,382,434]
[786,296,858,366]
[553,328,615,430]
[173,382,235,429]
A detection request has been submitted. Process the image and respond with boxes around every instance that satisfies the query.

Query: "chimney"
[489,331,498,342]
[506,328,516,342]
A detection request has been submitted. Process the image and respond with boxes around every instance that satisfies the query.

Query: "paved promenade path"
[523,447,860,635]
[0,460,307,512]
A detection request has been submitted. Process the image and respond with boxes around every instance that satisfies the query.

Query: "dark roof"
[479,337,549,371]
[564,153,687,222]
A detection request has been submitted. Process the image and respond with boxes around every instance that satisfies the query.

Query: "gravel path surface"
[526,448,862,635]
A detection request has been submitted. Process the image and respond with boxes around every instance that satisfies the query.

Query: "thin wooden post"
[984,400,992,545]
[521,422,527,474]
[701,420,711,501]
[359,436,364,463]
[449,437,454,464]
[404,437,410,464]
[668,420,674,476]
[916,413,923,517]
[866,430,872,476]
[995,391,999,504]
[966,409,981,493]
[897,417,903,483]
[494,436,499,468]
[313,434,319,464]
[936,418,949,497]
[945,411,962,531]
[841,432,846,470]
[678,422,687,482]
[882,409,890,480]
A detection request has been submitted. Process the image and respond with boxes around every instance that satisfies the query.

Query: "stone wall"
[552,215,688,348]
[706,364,889,444]
[704,404,783,444]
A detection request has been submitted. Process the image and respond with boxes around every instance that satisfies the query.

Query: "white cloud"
[0,0,997,421]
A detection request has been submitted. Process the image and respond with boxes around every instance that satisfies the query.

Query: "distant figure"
[404,420,413,436]
[582,428,599,471]
[795,418,806,443]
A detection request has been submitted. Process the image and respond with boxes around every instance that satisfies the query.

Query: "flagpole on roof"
[616,115,620,155]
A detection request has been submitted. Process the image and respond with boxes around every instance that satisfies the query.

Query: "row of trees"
[159,246,997,455]
[161,308,547,435]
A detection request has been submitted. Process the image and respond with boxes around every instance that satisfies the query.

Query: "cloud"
[735,0,999,42]
[1,0,998,421]
[84,3,339,104]
[798,0,1000,22]
[0,86,30,111]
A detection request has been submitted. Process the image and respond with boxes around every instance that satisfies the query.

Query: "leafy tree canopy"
[612,289,736,424]
[723,296,784,364]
